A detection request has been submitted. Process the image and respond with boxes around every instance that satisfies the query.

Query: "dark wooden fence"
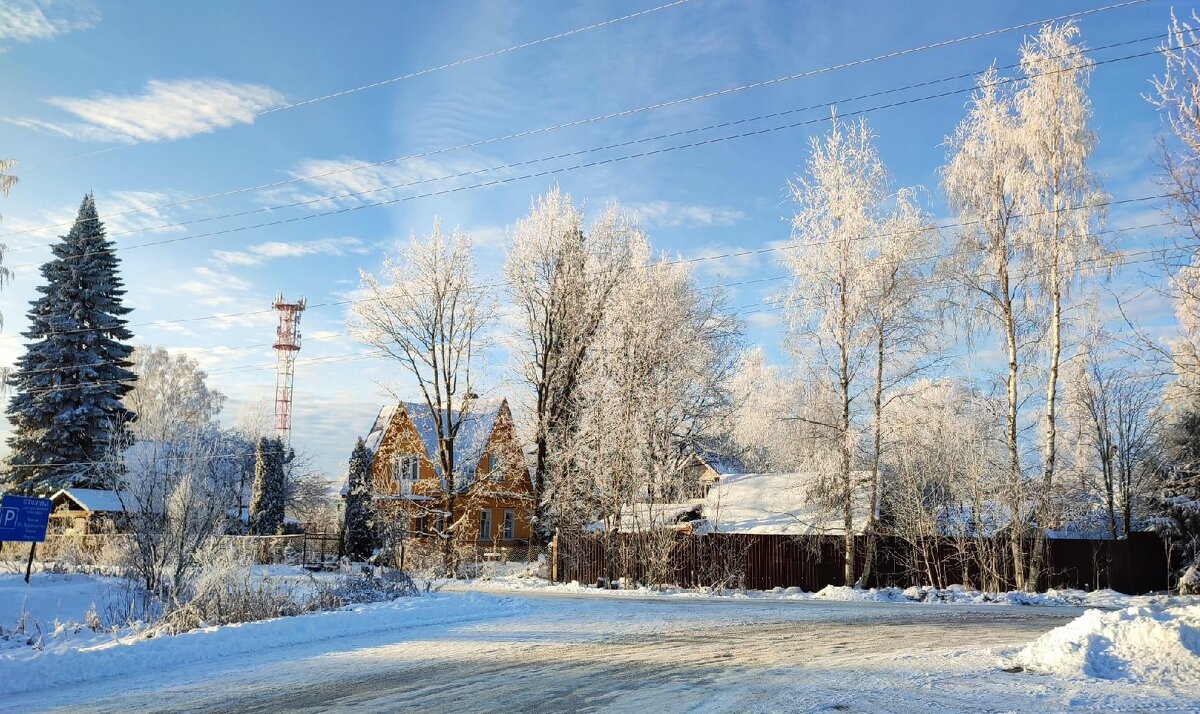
[555,531,1170,594]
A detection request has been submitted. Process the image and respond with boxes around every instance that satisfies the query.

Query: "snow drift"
[1010,604,1200,686]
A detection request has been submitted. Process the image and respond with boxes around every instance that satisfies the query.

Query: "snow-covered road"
[8,588,1191,713]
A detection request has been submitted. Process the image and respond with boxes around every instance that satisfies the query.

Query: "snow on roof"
[50,488,128,513]
[363,398,507,489]
[700,471,873,536]
[601,503,703,533]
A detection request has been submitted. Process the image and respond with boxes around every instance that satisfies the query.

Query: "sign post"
[0,494,52,583]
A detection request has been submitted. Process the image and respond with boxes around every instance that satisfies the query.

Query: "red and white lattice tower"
[272,294,306,443]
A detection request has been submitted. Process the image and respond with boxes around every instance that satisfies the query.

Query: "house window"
[392,454,420,484]
[414,515,427,535]
[488,453,504,480]
[502,510,515,540]
[480,509,493,540]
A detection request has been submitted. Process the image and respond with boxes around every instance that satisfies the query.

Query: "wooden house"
[48,488,130,534]
[361,397,535,549]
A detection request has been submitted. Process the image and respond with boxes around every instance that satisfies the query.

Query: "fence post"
[550,530,559,582]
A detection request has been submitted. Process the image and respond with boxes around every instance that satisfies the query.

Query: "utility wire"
[0,0,1153,243]
[23,0,697,169]
[0,183,1185,343]
[5,218,1189,394]
[5,37,1178,274]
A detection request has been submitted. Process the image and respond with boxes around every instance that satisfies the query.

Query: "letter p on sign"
[1,507,16,529]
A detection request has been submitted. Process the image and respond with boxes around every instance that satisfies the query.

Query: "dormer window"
[487,453,504,480]
[393,454,420,483]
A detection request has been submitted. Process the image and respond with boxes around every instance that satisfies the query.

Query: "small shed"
[48,488,131,534]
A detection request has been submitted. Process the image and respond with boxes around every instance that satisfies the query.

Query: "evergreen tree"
[6,194,135,495]
[248,436,287,535]
[342,437,375,561]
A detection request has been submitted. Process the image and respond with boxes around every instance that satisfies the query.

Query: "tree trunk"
[1029,269,1064,591]
[857,330,886,587]
[1003,291,1026,591]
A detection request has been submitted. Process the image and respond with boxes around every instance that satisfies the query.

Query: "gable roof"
[363,397,508,487]
[50,488,129,513]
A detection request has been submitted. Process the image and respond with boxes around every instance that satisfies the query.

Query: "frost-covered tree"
[124,346,227,445]
[942,64,1039,587]
[6,194,136,495]
[0,158,13,327]
[568,237,739,575]
[0,158,16,216]
[351,221,492,566]
[884,379,1009,589]
[1062,331,1162,540]
[725,348,805,472]
[785,114,935,584]
[248,436,288,536]
[1016,21,1107,584]
[343,437,375,561]
[506,187,634,539]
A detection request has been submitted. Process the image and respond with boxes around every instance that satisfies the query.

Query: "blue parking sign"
[0,494,52,543]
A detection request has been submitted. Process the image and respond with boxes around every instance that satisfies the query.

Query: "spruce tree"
[248,436,287,535]
[343,437,375,560]
[6,194,135,495]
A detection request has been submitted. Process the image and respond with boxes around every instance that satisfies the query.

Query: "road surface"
[9,589,1177,713]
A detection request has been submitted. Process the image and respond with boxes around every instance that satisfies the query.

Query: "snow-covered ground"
[3,570,1198,712]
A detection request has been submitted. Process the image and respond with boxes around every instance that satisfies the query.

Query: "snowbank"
[1010,604,1200,686]
[0,572,528,696]
[455,575,1192,610]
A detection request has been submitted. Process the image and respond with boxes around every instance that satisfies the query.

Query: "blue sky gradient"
[0,0,1184,478]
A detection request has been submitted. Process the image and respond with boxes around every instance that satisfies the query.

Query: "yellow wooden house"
[362,397,535,548]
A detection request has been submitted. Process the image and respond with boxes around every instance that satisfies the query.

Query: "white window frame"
[480,509,493,540]
[393,454,420,482]
[502,510,516,540]
[488,453,504,480]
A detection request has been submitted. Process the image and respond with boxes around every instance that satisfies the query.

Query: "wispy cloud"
[0,0,98,47]
[7,79,285,143]
[213,236,369,266]
[627,200,745,228]
[264,155,497,210]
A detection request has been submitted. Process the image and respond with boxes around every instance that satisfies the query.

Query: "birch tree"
[505,188,635,540]
[351,222,492,568]
[942,66,1038,588]
[786,114,932,584]
[1016,21,1107,585]
[859,187,938,584]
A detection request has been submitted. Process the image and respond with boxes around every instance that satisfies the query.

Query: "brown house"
[362,397,535,550]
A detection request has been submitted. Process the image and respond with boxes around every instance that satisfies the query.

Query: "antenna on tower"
[272,294,306,444]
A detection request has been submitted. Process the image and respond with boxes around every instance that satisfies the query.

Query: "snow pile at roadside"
[1,574,527,696]
[1009,604,1200,685]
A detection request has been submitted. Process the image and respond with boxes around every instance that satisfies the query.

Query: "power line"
[23,0,697,170]
[5,217,1188,396]
[6,37,1178,272]
[0,189,1183,344]
[0,1,1153,243]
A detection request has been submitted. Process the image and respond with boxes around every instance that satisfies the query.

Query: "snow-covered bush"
[317,568,420,606]
[156,542,307,634]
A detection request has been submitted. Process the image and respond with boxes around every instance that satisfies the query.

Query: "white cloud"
[263,155,496,210]
[0,0,98,46]
[213,236,369,266]
[627,200,745,228]
[9,79,285,143]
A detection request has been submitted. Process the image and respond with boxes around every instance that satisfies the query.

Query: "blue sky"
[0,0,1185,479]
